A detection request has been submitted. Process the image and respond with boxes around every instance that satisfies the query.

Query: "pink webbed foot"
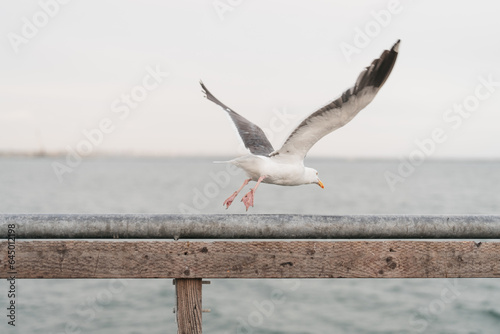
[241,189,255,211]
[223,192,238,209]
[240,175,266,211]
[223,178,251,209]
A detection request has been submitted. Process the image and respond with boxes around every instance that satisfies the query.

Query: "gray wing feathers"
[272,40,400,160]
[200,82,275,156]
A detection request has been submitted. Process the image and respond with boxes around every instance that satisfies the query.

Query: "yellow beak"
[317,180,324,189]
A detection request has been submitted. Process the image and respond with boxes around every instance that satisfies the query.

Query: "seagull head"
[305,168,324,189]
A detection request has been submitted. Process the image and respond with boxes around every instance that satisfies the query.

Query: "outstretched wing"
[271,40,400,161]
[200,82,274,156]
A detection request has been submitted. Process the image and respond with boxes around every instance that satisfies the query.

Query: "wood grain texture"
[1,240,499,278]
[176,279,202,334]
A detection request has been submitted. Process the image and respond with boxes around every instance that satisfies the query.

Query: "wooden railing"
[2,214,500,333]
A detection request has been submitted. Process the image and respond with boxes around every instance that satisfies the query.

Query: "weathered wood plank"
[1,240,499,278]
[175,279,202,334]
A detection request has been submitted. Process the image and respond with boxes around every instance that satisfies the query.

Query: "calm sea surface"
[1,157,500,333]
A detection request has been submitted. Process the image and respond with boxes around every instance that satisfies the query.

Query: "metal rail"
[1,214,500,239]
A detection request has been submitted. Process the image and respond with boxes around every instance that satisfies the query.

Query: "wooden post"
[175,278,202,334]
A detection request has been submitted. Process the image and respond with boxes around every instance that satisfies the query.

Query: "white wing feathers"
[271,40,400,161]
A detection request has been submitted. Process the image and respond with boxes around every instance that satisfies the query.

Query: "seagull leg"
[223,178,251,209]
[241,176,266,211]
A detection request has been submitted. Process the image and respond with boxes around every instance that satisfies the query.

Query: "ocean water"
[1,157,500,333]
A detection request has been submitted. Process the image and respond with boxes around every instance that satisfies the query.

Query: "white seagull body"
[201,40,400,210]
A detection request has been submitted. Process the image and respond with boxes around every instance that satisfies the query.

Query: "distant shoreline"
[0,153,499,163]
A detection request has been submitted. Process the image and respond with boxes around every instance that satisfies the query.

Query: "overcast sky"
[1,0,499,158]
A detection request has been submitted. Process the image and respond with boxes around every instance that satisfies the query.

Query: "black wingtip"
[361,39,400,89]
[392,39,401,53]
[200,80,208,98]
[199,81,221,105]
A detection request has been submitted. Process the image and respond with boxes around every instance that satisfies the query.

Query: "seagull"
[201,40,400,210]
